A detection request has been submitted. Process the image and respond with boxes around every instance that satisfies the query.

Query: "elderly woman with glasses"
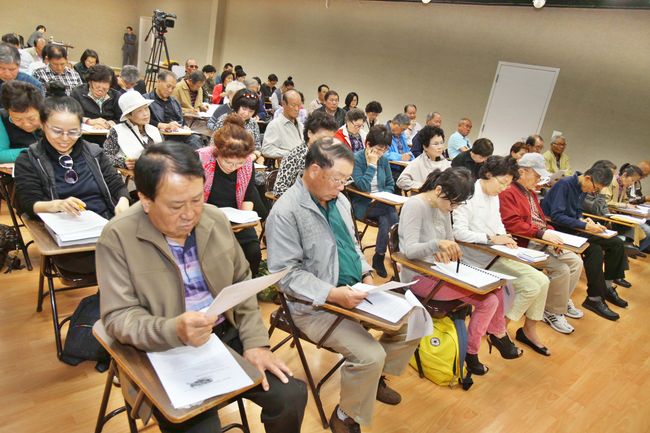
[197,113,267,276]
[0,80,43,163]
[14,82,129,219]
[398,166,514,376]
[333,108,367,153]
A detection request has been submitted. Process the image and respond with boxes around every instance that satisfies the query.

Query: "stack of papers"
[198,104,220,118]
[597,229,618,238]
[370,191,408,204]
[491,245,548,262]
[218,207,260,224]
[355,291,413,323]
[37,210,108,246]
[545,230,588,248]
[148,335,253,409]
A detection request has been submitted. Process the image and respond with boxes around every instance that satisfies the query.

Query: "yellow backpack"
[409,315,472,389]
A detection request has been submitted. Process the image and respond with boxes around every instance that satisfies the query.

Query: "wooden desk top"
[345,186,405,207]
[93,322,262,424]
[608,205,650,218]
[513,234,589,255]
[23,217,96,256]
[390,252,504,295]
[231,221,259,233]
[0,163,14,176]
[322,294,409,332]
[456,240,549,268]
[389,160,410,168]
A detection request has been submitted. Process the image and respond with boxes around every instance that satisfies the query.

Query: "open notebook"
[544,230,588,248]
[431,261,515,290]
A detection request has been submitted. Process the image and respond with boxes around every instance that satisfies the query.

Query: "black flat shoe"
[613,278,632,288]
[515,328,550,357]
[487,333,523,359]
[605,287,628,308]
[582,298,620,321]
[465,353,488,375]
[372,253,388,278]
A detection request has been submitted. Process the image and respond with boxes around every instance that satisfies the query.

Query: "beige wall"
[216,0,650,178]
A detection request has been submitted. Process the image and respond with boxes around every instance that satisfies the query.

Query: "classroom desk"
[389,160,410,169]
[231,221,259,233]
[0,163,33,270]
[456,240,549,269]
[608,205,650,218]
[345,186,406,207]
[93,321,262,432]
[390,251,505,296]
[23,217,97,359]
[513,234,589,255]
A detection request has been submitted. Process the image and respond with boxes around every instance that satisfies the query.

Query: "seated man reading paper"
[265,137,419,433]
[96,142,306,433]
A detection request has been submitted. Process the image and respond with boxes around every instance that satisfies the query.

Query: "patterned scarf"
[196,147,253,209]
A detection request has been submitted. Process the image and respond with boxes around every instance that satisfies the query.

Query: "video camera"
[152,9,176,34]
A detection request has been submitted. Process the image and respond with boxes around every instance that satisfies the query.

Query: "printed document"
[218,207,260,224]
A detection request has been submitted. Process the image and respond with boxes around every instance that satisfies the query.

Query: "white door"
[479,62,559,156]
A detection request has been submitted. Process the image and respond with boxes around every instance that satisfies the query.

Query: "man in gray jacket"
[266,137,418,433]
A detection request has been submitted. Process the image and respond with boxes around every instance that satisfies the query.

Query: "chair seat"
[270,308,339,354]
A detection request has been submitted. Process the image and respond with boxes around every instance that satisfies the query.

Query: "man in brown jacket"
[97,141,306,433]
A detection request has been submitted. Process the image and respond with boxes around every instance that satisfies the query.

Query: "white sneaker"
[566,299,584,319]
[543,311,575,334]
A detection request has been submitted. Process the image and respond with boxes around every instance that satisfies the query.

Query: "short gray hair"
[0,43,20,66]
[392,113,410,126]
[225,81,245,99]
[120,65,140,85]
[157,69,177,82]
[426,111,441,122]
[551,134,566,144]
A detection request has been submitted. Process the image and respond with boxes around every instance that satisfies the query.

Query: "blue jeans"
[364,202,399,255]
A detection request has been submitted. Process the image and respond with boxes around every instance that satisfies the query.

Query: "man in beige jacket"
[97,141,306,433]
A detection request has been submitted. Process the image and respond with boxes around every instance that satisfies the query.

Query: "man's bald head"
[636,160,650,178]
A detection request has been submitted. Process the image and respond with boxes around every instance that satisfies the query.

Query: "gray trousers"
[529,242,583,314]
[292,309,418,425]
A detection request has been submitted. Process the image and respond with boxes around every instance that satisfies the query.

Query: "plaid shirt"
[33,65,83,95]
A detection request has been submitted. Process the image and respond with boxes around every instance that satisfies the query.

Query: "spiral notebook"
[431,261,515,289]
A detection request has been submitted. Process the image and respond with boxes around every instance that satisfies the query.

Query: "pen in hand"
[346,285,373,305]
[456,259,460,274]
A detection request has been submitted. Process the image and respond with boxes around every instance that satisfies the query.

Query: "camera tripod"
[143,25,172,92]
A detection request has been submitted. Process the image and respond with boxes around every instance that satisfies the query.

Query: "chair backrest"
[265,169,279,192]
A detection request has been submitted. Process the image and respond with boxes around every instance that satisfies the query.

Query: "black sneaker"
[582,298,620,321]
[372,253,387,278]
[605,287,628,308]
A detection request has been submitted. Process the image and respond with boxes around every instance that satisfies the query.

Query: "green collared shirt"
[312,195,362,286]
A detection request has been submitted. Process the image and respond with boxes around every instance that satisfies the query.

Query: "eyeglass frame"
[45,123,82,140]
[58,154,79,184]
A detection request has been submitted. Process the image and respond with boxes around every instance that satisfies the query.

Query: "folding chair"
[0,171,33,270]
[259,169,279,249]
[344,188,379,252]
[267,292,346,429]
[387,223,472,378]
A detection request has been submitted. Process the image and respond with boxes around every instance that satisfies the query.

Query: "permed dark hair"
[231,89,259,113]
[135,141,205,200]
[303,111,338,143]
[0,80,44,112]
[478,155,518,180]
[420,167,475,206]
[40,82,84,123]
[419,126,445,148]
[86,64,114,83]
[365,125,391,148]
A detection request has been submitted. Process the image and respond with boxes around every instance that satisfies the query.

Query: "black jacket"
[14,138,129,218]
[143,91,184,127]
[70,84,122,123]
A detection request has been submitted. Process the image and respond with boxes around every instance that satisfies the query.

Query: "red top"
[212,83,224,104]
[499,182,553,247]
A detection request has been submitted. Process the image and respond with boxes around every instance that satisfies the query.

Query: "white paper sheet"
[350,280,416,294]
[370,191,408,204]
[544,230,588,248]
[599,229,618,238]
[147,335,253,409]
[37,210,108,246]
[162,127,193,136]
[618,206,650,217]
[431,261,515,289]
[355,291,413,323]
[81,123,109,134]
[254,163,266,170]
[490,245,548,262]
[218,207,260,224]
[198,104,220,118]
[405,290,433,341]
[205,269,289,317]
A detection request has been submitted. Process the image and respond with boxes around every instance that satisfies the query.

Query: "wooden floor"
[1,208,650,433]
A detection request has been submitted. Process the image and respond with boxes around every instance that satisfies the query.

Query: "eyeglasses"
[46,124,81,139]
[349,121,364,129]
[58,154,79,184]
[329,175,353,187]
